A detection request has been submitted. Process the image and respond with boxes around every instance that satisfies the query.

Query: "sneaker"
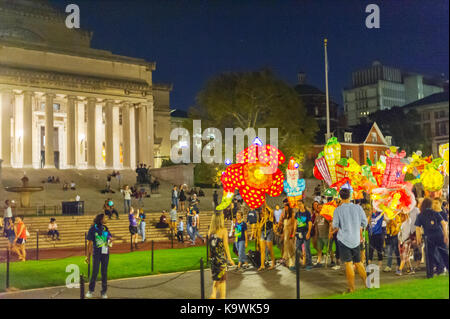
[383,266,391,272]
[85,291,93,299]
[409,269,415,275]
[395,270,402,276]
[332,265,341,270]
[101,293,108,299]
[330,261,336,267]
[305,265,313,271]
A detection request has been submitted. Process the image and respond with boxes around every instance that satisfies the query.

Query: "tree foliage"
[189,69,319,163]
[368,107,431,154]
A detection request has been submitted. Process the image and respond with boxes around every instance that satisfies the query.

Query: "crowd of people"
[206,184,449,298]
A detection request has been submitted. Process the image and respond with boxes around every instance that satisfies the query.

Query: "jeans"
[139,222,146,242]
[235,240,248,263]
[187,224,194,241]
[369,233,384,261]
[193,226,204,242]
[89,253,109,295]
[386,236,400,268]
[172,198,178,209]
[177,230,184,242]
[296,234,312,266]
[124,199,131,215]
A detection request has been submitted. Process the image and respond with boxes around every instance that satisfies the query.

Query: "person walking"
[282,207,296,270]
[179,185,186,212]
[233,212,249,269]
[128,207,139,249]
[415,198,449,278]
[121,185,132,215]
[85,213,112,299]
[295,200,313,270]
[315,203,330,267]
[192,210,205,244]
[186,207,195,244]
[177,216,185,243]
[138,209,146,243]
[13,216,27,262]
[397,212,413,275]
[331,188,368,293]
[171,185,179,210]
[209,211,235,299]
[368,209,385,268]
[384,215,401,272]
[3,200,13,237]
[258,204,276,271]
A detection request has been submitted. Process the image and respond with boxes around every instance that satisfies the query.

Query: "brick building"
[309,122,393,166]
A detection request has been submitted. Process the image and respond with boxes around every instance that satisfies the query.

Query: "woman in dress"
[209,211,235,299]
[282,207,296,270]
[258,204,276,271]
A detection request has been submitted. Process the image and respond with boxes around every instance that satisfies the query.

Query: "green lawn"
[325,276,449,299]
[0,241,281,292]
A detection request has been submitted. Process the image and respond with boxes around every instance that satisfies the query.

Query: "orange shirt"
[16,221,27,239]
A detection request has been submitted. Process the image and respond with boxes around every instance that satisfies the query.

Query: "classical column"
[44,93,55,168]
[86,97,97,168]
[112,104,120,168]
[66,95,77,168]
[146,102,155,168]
[0,89,13,167]
[104,100,114,168]
[138,105,148,164]
[22,91,33,168]
[122,103,131,168]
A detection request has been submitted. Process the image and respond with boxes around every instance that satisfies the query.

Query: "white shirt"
[4,206,12,218]
[409,207,420,234]
[122,189,132,200]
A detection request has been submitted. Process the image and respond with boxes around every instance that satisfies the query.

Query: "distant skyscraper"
[343,61,445,126]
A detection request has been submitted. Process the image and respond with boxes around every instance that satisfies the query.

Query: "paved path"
[0,263,428,299]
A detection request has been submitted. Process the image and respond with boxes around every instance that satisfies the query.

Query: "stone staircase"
[0,211,234,250]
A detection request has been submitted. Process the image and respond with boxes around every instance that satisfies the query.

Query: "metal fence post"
[6,247,10,289]
[151,240,154,273]
[296,249,300,299]
[130,233,133,252]
[206,234,209,266]
[84,232,87,256]
[80,274,85,299]
[36,230,39,261]
[171,228,174,249]
[200,257,205,299]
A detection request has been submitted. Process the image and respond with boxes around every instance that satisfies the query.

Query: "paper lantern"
[320,200,338,222]
[439,143,449,176]
[421,165,444,192]
[323,137,341,185]
[315,157,332,186]
[381,147,406,187]
[313,165,324,180]
[284,157,306,208]
[216,138,285,209]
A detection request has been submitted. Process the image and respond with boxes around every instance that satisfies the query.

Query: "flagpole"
[324,38,330,140]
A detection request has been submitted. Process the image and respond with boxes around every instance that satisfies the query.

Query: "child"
[177,216,184,243]
[397,212,413,275]
[48,218,60,240]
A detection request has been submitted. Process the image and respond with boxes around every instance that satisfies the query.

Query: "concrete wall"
[150,164,195,187]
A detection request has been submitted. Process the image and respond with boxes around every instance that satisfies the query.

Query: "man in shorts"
[332,188,368,293]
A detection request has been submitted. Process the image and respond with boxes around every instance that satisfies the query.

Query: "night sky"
[50,0,449,111]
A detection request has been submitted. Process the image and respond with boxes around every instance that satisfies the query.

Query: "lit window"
[385,136,392,146]
[346,150,353,158]
[344,132,352,143]
[371,132,377,143]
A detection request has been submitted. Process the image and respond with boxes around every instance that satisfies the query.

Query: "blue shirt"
[332,203,367,249]
[369,212,384,235]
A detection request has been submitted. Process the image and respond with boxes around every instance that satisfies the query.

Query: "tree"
[368,107,431,154]
[189,69,319,169]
